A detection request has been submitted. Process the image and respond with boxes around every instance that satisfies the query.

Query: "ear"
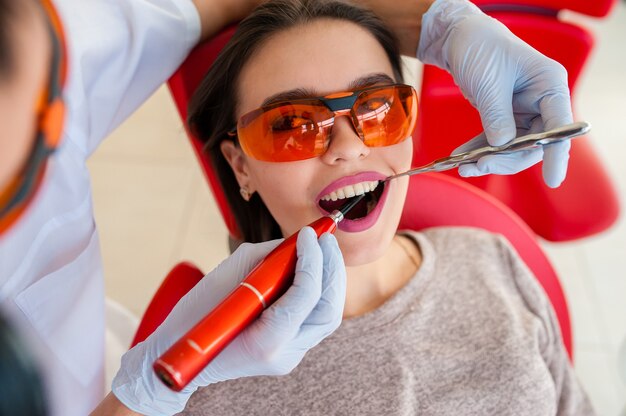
[220,140,256,193]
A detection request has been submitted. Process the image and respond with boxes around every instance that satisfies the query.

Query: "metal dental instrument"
[385,121,591,182]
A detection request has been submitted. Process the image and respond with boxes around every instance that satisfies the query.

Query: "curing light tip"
[338,193,367,217]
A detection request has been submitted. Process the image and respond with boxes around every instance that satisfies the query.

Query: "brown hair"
[188,0,404,243]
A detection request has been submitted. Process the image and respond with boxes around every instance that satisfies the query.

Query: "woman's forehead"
[257,73,395,108]
[236,19,394,115]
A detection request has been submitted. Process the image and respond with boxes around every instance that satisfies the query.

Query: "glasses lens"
[236,85,418,163]
[356,85,417,147]
[238,103,333,162]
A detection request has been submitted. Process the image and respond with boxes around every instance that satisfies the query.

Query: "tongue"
[343,195,369,220]
[318,182,384,221]
[319,183,385,220]
[318,193,371,220]
[319,197,352,214]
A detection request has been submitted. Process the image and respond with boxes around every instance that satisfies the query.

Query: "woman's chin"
[338,233,392,268]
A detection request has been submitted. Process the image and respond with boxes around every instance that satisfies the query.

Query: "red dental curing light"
[153,195,365,391]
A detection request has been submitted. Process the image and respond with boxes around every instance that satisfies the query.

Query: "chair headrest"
[472,0,616,17]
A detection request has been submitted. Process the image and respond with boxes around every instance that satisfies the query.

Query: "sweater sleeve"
[495,235,595,416]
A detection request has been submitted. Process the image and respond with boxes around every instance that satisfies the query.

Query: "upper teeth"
[321,181,379,201]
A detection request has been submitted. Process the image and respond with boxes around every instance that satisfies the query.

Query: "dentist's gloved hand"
[418,0,573,188]
[112,227,346,415]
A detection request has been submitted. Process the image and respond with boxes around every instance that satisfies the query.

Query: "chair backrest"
[416,1,620,241]
[472,0,615,17]
[168,26,241,239]
[131,172,573,359]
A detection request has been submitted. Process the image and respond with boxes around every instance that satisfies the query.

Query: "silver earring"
[239,187,251,201]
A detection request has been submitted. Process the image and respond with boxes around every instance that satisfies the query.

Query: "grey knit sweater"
[182,227,593,416]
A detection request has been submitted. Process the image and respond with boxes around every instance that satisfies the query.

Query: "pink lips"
[316,171,390,233]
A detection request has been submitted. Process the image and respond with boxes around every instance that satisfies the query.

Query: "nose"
[319,116,370,165]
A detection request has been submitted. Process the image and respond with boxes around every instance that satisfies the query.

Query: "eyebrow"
[260,73,396,107]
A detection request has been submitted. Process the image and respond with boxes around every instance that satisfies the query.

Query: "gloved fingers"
[244,227,324,353]
[476,83,518,147]
[167,238,284,330]
[203,229,329,380]
[312,232,346,327]
[456,116,547,177]
[451,131,489,156]
[542,140,571,188]
[214,238,284,283]
[244,233,344,374]
[537,68,573,132]
[537,88,573,188]
[451,111,540,156]
[193,239,284,304]
[511,102,571,188]
[458,148,543,177]
[294,233,346,348]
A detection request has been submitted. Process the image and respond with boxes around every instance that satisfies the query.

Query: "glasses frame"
[229,83,418,162]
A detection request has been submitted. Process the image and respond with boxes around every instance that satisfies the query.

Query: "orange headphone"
[0,0,67,235]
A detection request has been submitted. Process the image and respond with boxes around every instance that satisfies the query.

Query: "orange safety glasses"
[0,0,67,235]
[232,84,418,162]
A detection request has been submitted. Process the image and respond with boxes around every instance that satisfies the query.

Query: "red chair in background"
[131,262,204,347]
[132,173,573,358]
[416,0,620,241]
[168,26,241,240]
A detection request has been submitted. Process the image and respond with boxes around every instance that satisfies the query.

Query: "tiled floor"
[90,5,626,414]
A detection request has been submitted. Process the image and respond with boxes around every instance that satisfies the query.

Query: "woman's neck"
[343,234,422,319]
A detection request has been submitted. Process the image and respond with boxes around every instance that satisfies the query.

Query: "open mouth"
[318,180,385,221]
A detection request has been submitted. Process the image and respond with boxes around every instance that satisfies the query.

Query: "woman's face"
[229,19,412,266]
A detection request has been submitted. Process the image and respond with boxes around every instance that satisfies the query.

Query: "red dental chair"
[131,27,573,357]
[416,0,620,241]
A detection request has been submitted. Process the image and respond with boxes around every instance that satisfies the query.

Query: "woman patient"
[184,0,593,414]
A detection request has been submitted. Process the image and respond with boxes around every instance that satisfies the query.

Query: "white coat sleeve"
[53,0,201,156]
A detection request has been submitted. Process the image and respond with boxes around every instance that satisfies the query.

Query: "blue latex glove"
[112,227,346,415]
[418,0,573,188]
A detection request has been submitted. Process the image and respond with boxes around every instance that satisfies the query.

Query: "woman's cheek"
[393,139,413,172]
[254,166,318,235]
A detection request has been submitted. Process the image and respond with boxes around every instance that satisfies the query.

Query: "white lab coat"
[0,1,200,414]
